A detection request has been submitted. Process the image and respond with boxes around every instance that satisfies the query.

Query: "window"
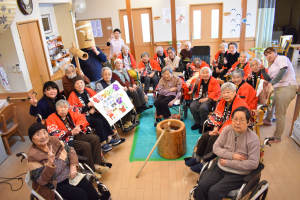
[211,9,219,38]
[141,13,151,42]
[193,10,201,39]
[123,15,130,43]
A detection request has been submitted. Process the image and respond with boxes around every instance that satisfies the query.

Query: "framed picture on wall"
[41,14,53,34]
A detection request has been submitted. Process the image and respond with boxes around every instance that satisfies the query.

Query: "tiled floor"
[1,66,300,200]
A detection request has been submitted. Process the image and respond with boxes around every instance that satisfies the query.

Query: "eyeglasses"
[232,118,246,123]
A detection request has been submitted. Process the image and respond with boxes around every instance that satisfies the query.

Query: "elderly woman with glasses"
[225,52,251,80]
[189,67,221,132]
[246,58,269,89]
[153,46,168,70]
[231,69,258,110]
[196,107,260,200]
[165,46,183,76]
[185,82,249,173]
[212,43,228,79]
[154,66,182,119]
[62,63,90,99]
[46,100,108,178]
[27,123,100,200]
[259,47,297,142]
[117,44,138,80]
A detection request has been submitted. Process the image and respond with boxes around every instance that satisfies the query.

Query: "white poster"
[162,7,186,24]
[89,82,134,126]
[90,19,103,38]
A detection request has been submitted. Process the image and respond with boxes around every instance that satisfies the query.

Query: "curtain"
[255,0,276,49]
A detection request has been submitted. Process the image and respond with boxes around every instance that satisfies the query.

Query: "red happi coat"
[191,76,221,100]
[153,50,168,60]
[138,59,161,72]
[207,96,249,132]
[46,111,89,143]
[117,53,137,69]
[226,61,251,80]
[213,51,228,70]
[68,87,97,114]
[237,82,258,110]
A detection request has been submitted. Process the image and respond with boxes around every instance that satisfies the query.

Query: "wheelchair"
[16,152,112,200]
[191,46,211,67]
[188,137,274,200]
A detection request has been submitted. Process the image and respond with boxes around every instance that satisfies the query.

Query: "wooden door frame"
[189,3,223,43]
[16,19,51,80]
[118,7,155,53]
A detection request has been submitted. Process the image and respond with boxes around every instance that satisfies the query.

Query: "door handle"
[40,75,44,84]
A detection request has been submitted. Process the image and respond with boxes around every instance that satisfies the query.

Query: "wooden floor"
[1,68,300,200]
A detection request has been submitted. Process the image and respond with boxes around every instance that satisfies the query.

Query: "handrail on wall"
[7,97,30,101]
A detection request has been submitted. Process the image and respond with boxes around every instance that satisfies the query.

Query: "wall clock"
[17,0,33,15]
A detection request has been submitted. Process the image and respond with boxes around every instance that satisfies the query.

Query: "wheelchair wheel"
[30,194,38,200]
[249,180,269,200]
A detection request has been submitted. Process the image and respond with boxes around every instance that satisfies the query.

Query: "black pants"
[56,178,99,200]
[126,85,146,108]
[196,131,219,157]
[154,95,175,118]
[196,163,246,200]
[87,113,114,143]
[140,73,159,93]
[212,68,227,80]
[73,134,102,171]
[190,100,213,125]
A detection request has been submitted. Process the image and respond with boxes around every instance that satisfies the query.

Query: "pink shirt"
[109,38,124,59]
[268,55,296,88]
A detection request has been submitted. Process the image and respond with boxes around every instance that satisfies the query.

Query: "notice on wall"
[162,7,186,24]
[90,19,103,37]
[89,82,134,126]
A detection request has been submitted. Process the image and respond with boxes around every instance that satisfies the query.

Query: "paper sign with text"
[89,82,134,126]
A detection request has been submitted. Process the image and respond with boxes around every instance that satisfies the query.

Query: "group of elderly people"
[26,38,297,200]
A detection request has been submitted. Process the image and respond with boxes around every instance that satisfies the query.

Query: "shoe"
[272,118,277,122]
[94,172,102,179]
[95,165,109,174]
[191,123,201,130]
[263,119,272,126]
[268,138,281,143]
[185,158,199,167]
[190,162,203,173]
[126,121,133,126]
[198,126,203,134]
[101,144,112,152]
[141,105,150,110]
[136,107,145,114]
[108,139,122,146]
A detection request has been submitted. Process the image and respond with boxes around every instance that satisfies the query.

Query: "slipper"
[185,158,199,167]
[190,162,203,173]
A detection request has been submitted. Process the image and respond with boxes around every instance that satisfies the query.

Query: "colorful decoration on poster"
[89,81,134,126]
[162,7,186,24]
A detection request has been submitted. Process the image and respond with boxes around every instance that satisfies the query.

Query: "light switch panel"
[16,63,21,72]
[7,66,12,73]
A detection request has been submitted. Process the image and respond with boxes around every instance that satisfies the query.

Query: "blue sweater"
[29,97,57,122]
[71,47,107,82]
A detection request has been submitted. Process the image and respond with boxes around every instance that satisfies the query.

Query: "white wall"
[0,28,27,93]
[74,0,257,42]
[39,4,59,37]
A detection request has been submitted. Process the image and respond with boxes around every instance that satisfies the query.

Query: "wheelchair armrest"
[78,155,88,163]
[202,152,217,162]
[243,163,264,184]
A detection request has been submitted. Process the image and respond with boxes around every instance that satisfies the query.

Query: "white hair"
[184,41,191,49]
[114,58,123,65]
[162,66,173,74]
[121,45,129,51]
[56,100,70,109]
[219,43,228,49]
[250,58,261,67]
[155,46,164,54]
[102,67,112,75]
[193,58,202,66]
[221,82,236,92]
[240,51,250,60]
[232,68,245,78]
[64,63,75,74]
[200,67,212,76]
